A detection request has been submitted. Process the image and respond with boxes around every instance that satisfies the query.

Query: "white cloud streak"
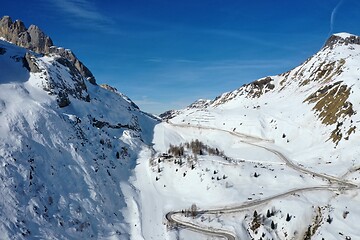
[329,0,345,35]
[49,0,115,31]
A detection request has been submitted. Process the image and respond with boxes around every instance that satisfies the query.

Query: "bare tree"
[191,203,197,217]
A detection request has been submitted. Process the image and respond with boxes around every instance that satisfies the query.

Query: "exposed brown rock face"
[0,16,53,53]
[324,34,360,49]
[0,16,96,84]
[23,52,41,73]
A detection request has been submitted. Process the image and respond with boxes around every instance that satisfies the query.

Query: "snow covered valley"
[128,120,359,240]
[128,33,360,240]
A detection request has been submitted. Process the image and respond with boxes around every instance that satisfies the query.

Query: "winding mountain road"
[166,211,236,240]
[164,122,358,240]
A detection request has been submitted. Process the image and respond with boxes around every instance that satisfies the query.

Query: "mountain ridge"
[324,32,360,49]
[165,32,360,146]
[0,16,96,84]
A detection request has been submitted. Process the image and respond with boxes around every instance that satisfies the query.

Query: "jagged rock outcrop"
[188,99,211,109]
[48,46,96,84]
[57,90,71,108]
[100,84,119,93]
[27,24,53,53]
[323,33,360,49]
[159,109,180,120]
[0,16,53,53]
[23,52,41,73]
[0,16,96,84]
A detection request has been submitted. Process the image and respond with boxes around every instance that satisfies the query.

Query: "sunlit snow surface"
[0,40,157,239]
[128,35,360,240]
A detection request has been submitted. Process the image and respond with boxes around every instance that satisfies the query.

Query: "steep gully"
[164,123,358,240]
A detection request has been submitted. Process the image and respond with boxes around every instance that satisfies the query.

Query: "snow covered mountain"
[167,33,360,149]
[0,16,96,84]
[2,14,360,240]
[142,33,360,240]
[0,18,158,239]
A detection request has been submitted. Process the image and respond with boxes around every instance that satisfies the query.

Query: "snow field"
[130,122,334,239]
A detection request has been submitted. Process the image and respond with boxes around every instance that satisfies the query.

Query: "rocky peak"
[0,15,11,28]
[323,33,360,49]
[13,19,26,32]
[100,84,119,92]
[188,99,211,109]
[0,16,22,42]
[0,16,96,84]
[0,16,52,53]
[26,24,53,53]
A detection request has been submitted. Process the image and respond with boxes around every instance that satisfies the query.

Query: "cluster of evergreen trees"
[168,139,223,157]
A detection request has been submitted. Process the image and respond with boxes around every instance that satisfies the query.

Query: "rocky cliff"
[0,16,96,84]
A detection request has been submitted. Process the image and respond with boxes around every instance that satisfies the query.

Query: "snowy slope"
[128,33,360,240]
[167,33,360,177]
[0,39,158,239]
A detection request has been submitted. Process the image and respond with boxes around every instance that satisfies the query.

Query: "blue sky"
[3,0,360,114]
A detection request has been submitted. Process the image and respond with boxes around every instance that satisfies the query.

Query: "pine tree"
[267,209,271,218]
[271,220,276,230]
[326,215,333,224]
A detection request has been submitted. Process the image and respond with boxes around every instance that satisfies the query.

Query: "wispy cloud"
[48,0,116,32]
[329,0,345,35]
[145,58,164,63]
